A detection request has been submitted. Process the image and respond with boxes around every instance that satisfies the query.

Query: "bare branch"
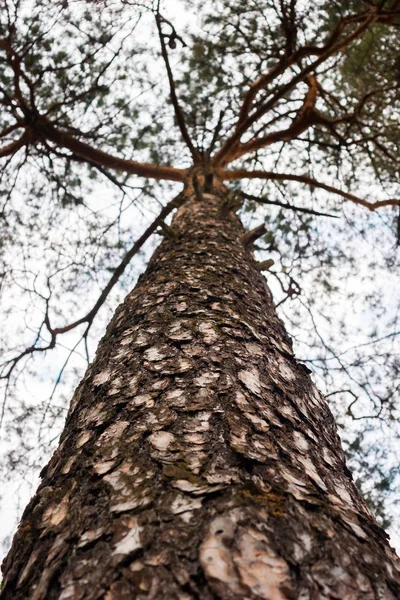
[237,60,289,128]
[234,10,373,127]
[222,169,400,211]
[0,192,186,380]
[52,193,185,335]
[0,131,31,158]
[241,191,339,218]
[155,13,201,162]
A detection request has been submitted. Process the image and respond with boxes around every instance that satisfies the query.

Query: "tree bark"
[2,179,400,600]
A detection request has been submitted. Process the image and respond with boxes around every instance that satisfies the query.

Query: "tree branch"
[212,11,380,167]
[37,119,187,182]
[241,223,267,249]
[0,131,31,158]
[241,191,339,218]
[234,10,371,127]
[222,170,400,211]
[52,193,185,336]
[0,33,188,181]
[155,13,201,162]
[0,192,186,380]
[224,75,319,163]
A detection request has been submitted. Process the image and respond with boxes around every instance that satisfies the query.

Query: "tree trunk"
[2,178,400,600]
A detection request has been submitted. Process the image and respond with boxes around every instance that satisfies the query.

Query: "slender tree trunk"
[2,176,400,600]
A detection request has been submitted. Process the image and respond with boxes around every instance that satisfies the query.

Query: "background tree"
[0,0,400,594]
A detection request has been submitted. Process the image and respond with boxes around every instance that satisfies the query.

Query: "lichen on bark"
[1,178,400,600]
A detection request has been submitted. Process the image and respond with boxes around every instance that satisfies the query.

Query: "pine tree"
[1,1,400,598]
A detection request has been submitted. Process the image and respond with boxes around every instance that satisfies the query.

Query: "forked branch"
[212,8,387,167]
[0,35,187,182]
[223,75,319,164]
[235,9,377,128]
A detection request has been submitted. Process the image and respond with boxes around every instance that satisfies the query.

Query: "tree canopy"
[0,0,399,550]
